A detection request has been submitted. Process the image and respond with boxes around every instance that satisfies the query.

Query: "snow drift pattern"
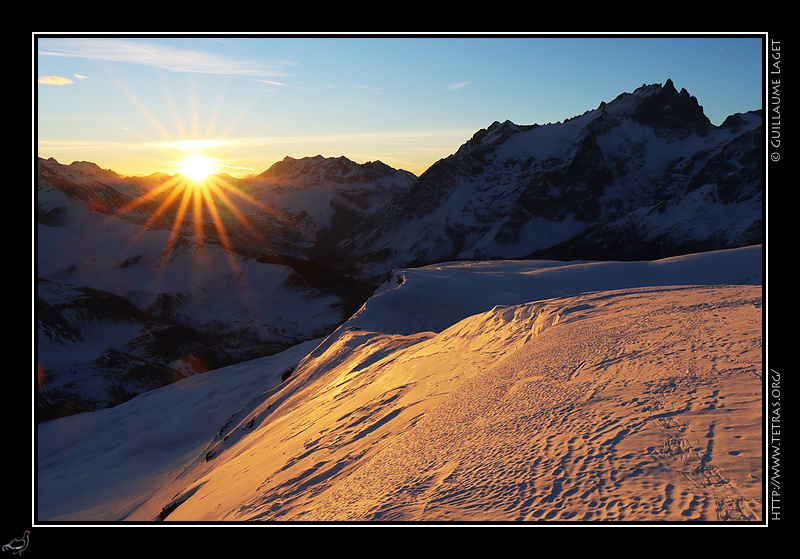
[37,247,763,522]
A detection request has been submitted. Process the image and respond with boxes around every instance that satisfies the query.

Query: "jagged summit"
[604,79,712,136]
[458,79,710,153]
[633,78,712,135]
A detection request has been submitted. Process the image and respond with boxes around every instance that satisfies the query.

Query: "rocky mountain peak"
[623,79,713,137]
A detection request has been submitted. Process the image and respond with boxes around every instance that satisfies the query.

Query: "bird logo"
[2,531,29,555]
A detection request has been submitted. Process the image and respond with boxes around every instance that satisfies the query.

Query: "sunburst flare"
[116,158,274,264]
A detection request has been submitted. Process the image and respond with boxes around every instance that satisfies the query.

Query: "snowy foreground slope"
[37,246,763,522]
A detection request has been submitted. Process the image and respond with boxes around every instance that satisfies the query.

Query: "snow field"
[37,246,763,522]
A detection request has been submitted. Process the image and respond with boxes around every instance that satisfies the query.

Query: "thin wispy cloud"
[38,76,74,86]
[257,80,290,87]
[38,74,89,86]
[447,81,472,90]
[253,79,317,92]
[37,38,292,79]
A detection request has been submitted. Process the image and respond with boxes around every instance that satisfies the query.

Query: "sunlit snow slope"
[37,246,763,522]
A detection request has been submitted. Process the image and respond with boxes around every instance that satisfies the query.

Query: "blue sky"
[36,34,765,177]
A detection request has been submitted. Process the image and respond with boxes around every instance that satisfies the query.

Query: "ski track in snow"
[37,249,763,523]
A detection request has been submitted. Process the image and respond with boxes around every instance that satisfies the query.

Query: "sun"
[116,151,278,265]
[178,153,217,182]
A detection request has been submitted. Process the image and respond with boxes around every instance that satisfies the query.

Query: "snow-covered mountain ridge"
[37,246,763,522]
[36,78,762,421]
[36,156,382,420]
[330,79,762,279]
[243,154,416,246]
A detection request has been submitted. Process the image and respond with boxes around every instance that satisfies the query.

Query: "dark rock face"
[515,129,615,223]
[686,121,763,203]
[629,78,713,137]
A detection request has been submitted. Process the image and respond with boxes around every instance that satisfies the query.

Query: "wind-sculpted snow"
[347,245,762,336]
[37,247,762,523]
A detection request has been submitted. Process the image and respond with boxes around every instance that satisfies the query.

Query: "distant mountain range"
[35,79,763,421]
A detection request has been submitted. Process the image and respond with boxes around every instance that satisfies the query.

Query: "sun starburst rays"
[77,71,298,345]
[116,164,274,267]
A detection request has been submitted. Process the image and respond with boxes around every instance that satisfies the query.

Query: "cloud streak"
[38,75,74,86]
[447,81,472,90]
[37,38,292,78]
[253,79,318,92]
